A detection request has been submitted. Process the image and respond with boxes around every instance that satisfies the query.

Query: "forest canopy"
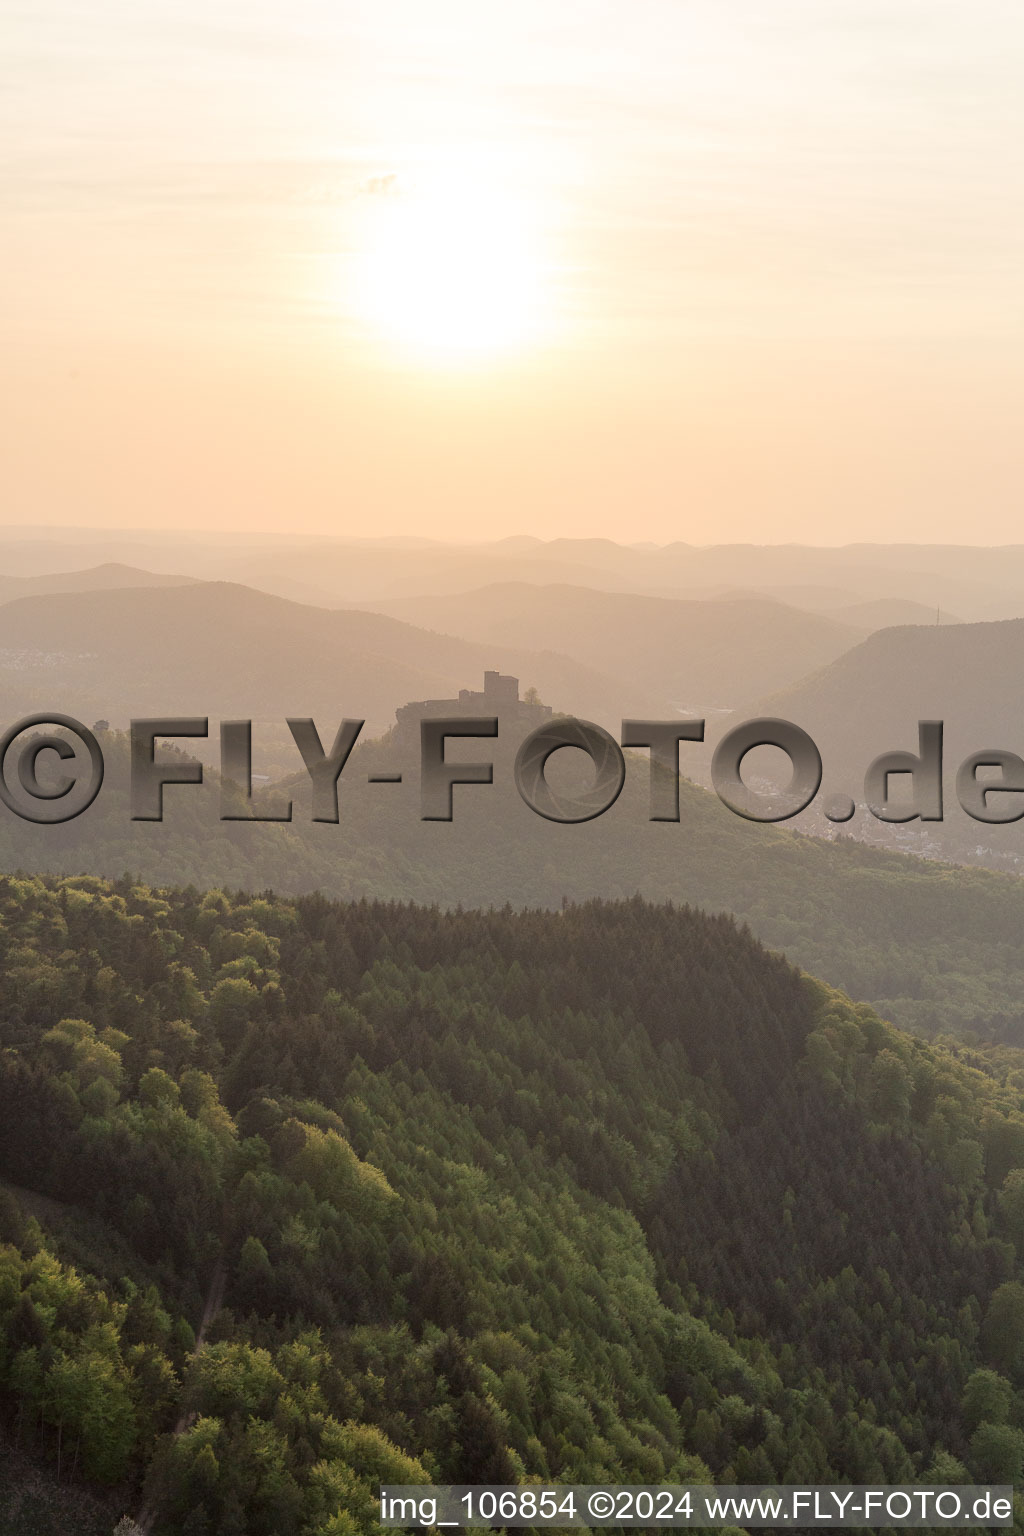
[2,877,1024,1530]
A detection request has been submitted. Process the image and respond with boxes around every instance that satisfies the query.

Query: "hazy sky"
[5,2,1024,543]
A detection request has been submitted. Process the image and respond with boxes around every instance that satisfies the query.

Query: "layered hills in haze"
[361,583,863,716]
[6,535,1024,1533]
[3,529,1024,617]
[4,545,1024,1031]
[0,582,664,749]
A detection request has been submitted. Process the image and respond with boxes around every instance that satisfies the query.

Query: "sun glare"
[350,170,546,365]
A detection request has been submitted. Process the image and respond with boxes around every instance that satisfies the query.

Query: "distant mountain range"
[2,529,1024,617]
[3,537,1024,875]
[0,579,665,743]
[362,582,864,716]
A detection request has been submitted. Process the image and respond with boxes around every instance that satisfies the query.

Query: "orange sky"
[5,2,1024,544]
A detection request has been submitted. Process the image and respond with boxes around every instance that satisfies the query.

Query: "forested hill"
[3,878,1024,1531]
[7,729,1024,1041]
[751,617,1024,871]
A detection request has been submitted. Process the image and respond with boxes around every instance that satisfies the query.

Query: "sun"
[350,170,546,364]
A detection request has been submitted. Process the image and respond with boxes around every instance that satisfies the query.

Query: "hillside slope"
[753,619,1024,868]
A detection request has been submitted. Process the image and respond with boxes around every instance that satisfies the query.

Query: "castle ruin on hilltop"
[394,671,552,745]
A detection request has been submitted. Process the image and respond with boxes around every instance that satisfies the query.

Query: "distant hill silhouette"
[747,619,1024,868]
[0,562,198,605]
[190,539,1024,616]
[832,597,961,629]
[6,532,1024,616]
[0,580,664,741]
[362,582,863,714]
[761,619,1024,770]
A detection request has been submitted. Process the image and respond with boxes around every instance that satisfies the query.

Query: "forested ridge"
[3,877,1024,1530]
[5,727,1024,1041]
